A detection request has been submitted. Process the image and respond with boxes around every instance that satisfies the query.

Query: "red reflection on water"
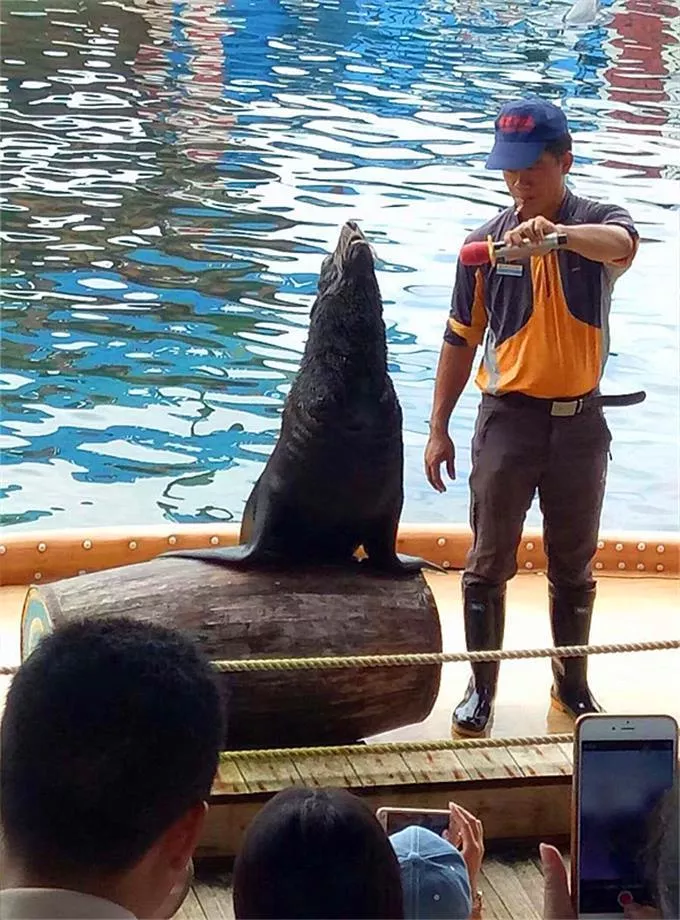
[602,0,678,177]
[131,1,235,164]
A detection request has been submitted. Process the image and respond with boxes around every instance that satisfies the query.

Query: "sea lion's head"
[305,220,387,373]
[316,221,378,301]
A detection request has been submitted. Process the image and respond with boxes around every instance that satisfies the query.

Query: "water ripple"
[1,0,678,530]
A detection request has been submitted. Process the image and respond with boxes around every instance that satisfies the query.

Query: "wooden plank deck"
[201,740,573,857]
[179,844,563,920]
[215,740,571,799]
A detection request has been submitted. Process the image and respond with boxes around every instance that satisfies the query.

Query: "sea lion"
[169,220,434,573]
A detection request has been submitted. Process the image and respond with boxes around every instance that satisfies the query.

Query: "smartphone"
[572,713,678,919]
[376,806,450,838]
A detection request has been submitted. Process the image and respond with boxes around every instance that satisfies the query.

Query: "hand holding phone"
[376,806,450,838]
[444,802,485,897]
[541,843,576,920]
[571,714,678,919]
[540,845,665,920]
[376,803,485,914]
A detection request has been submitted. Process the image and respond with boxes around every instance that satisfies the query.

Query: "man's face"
[503,150,573,216]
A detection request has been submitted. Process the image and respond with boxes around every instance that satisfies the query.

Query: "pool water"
[1,0,679,533]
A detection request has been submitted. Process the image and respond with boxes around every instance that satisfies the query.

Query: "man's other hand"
[424,430,456,492]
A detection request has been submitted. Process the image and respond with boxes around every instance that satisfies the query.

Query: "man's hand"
[424,430,456,492]
[504,215,557,248]
[505,217,634,265]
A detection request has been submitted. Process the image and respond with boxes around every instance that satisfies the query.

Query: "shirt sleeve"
[443,256,487,347]
[581,201,640,272]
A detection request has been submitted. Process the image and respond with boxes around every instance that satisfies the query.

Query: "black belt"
[486,390,646,417]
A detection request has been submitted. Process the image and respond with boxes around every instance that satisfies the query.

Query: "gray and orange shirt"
[444,188,639,399]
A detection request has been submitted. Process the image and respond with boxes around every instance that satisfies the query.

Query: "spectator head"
[233,786,404,919]
[390,826,472,919]
[1,617,223,918]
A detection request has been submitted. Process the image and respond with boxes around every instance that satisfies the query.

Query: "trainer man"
[424,98,638,736]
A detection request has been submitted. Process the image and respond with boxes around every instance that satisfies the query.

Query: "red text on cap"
[499,114,535,133]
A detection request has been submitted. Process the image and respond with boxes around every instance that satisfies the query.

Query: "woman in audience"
[233,786,404,919]
[390,802,485,920]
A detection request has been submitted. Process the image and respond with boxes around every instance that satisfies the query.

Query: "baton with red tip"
[460,231,568,266]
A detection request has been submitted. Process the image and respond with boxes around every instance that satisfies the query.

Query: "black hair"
[544,134,572,158]
[0,617,223,877]
[233,786,405,919]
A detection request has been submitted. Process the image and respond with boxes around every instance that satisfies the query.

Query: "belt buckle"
[550,399,581,417]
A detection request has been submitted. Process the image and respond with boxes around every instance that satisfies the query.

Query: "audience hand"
[623,906,662,919]
[443,802,484,897]
[539,844,662,920]
[539,843,575,920]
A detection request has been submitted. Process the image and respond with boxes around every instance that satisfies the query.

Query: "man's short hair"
[1,617,224,876]
[544,133,572,158]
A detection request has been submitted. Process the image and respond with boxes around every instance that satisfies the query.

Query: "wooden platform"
[2,525,677,857]
[178,843,562,920]
[200,737,574,857]
[193,567,678,855]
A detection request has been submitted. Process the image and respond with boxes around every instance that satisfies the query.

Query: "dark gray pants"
[463,394,611,590]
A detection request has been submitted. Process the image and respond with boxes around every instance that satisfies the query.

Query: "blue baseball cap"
[390,826,472,920]
[486,98,570,170]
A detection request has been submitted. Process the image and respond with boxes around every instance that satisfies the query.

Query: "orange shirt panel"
[474,253,602,399]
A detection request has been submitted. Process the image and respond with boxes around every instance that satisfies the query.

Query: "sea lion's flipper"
[372,552,445,574]
[361,551,444,575]
[162,478,273,568]
[239,478,260,544]
[395,552,446,573]
[362,520,445,575]
[162,543,259,567]
[163,481,291,569]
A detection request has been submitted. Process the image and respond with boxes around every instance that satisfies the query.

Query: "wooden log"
[21,558,442,749]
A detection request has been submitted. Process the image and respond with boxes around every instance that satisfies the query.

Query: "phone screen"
[382,810,450,838]
[578,739,676,915]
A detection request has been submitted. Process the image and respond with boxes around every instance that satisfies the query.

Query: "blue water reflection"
[1,0,678,531]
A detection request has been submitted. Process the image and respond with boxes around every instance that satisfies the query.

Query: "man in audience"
[0,617,224,920]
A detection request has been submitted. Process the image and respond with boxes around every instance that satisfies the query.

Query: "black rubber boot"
[549,583,603,719]
[452,582,506,736]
